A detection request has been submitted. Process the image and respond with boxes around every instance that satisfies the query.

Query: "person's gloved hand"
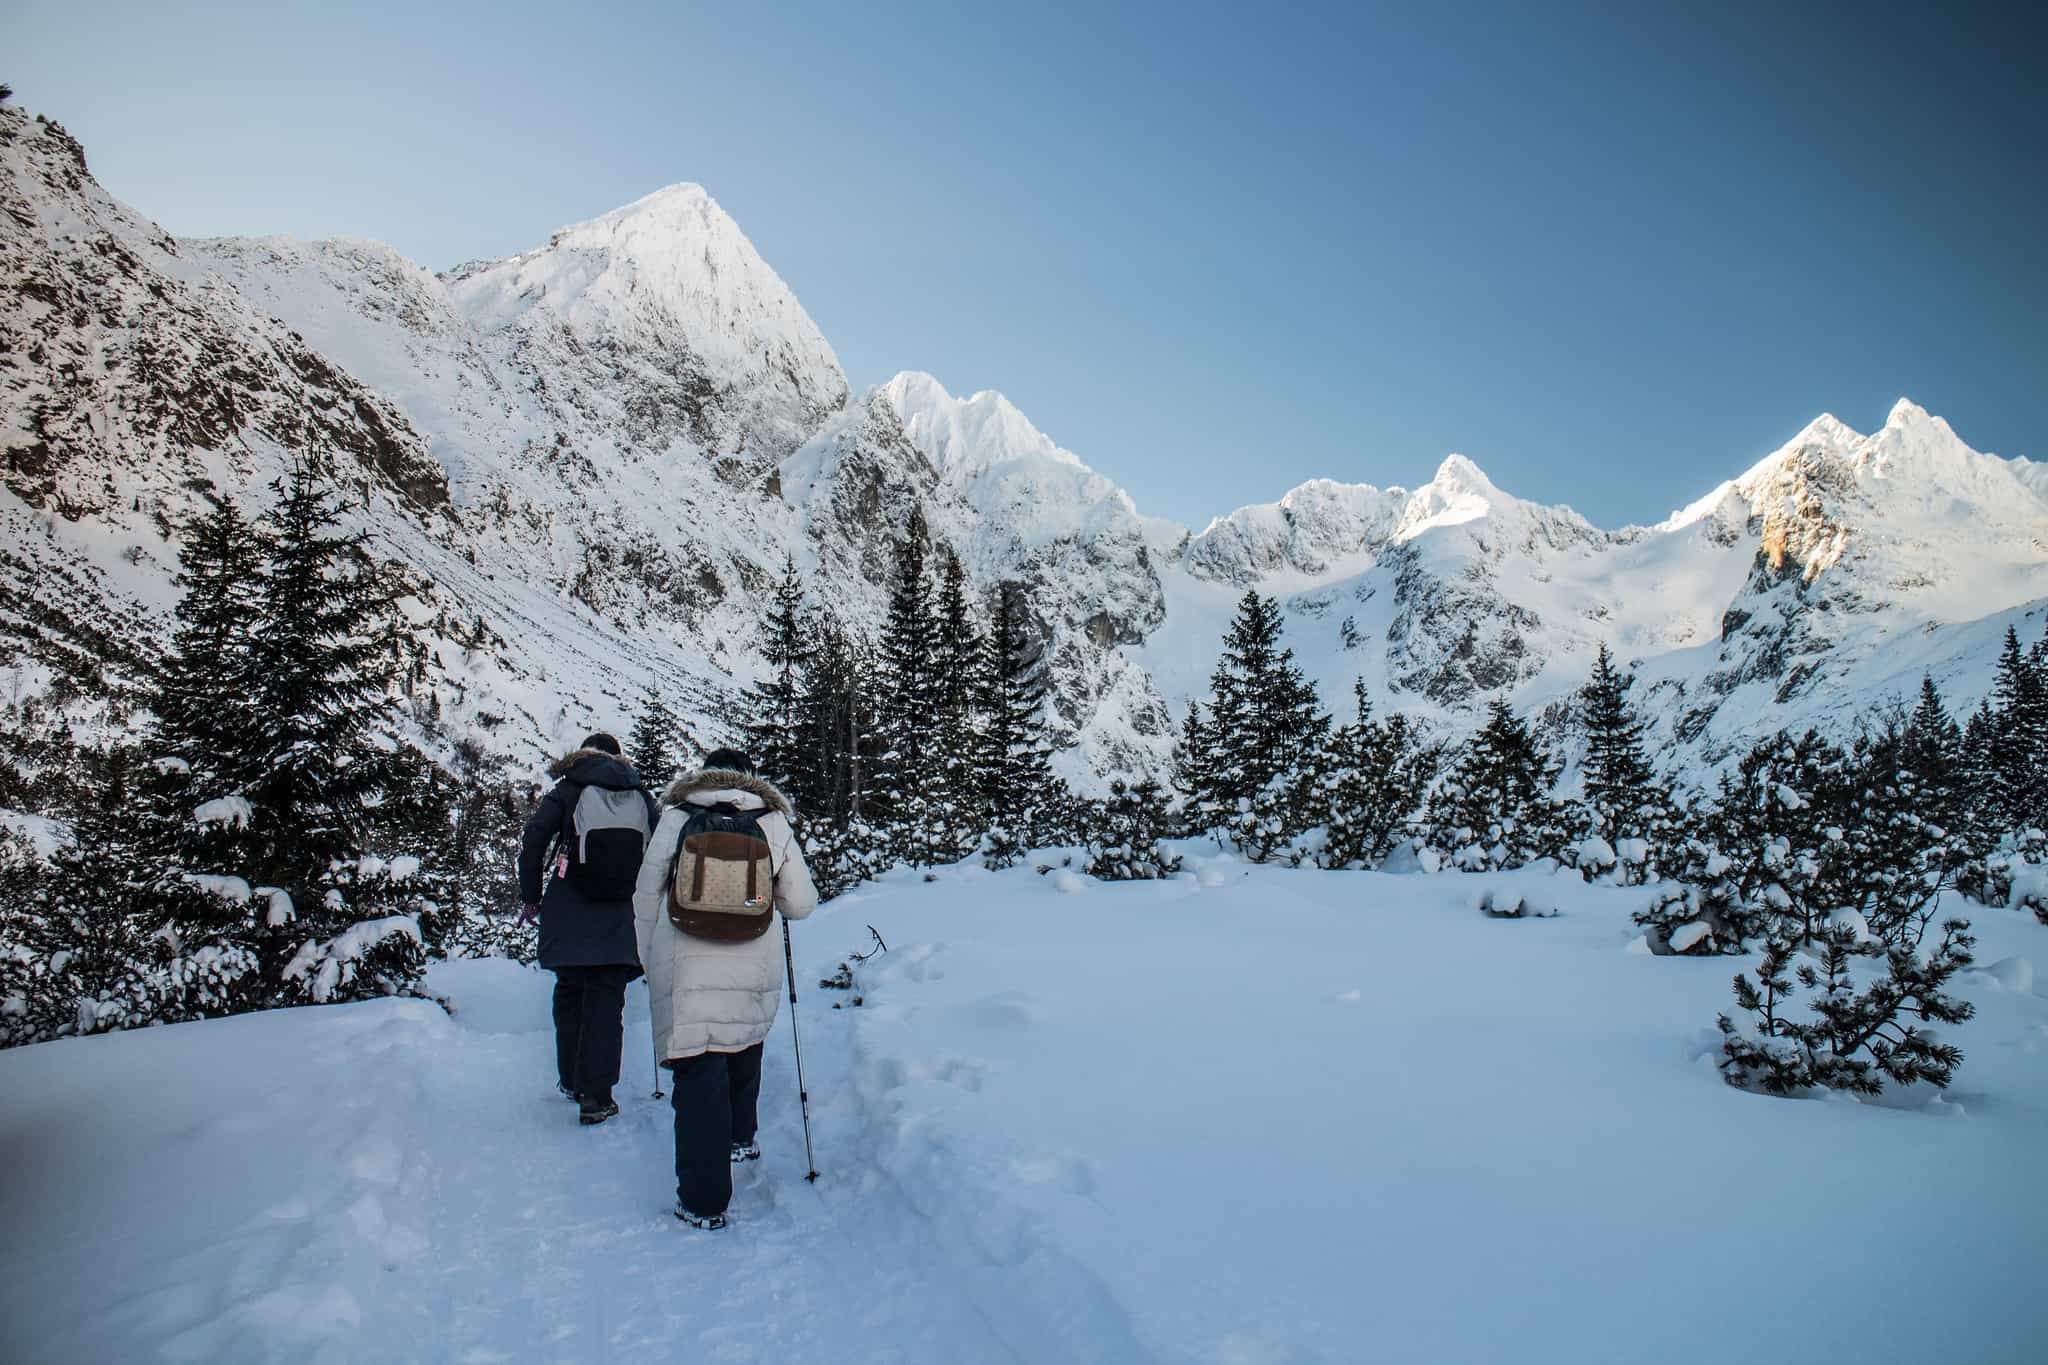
[519,902,540,925]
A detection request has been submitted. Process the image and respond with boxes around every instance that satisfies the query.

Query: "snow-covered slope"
[785,372,1175,778]
[2,95,2044,787]
[1149,405,2048,771]
[1679,402,2048,736]
[179,185,1181,775]
[0,116,448,522]
[5,855,2044,1362]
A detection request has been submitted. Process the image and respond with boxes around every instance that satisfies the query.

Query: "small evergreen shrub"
[1086,780,1183,881]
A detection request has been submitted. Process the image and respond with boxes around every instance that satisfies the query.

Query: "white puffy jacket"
[633,768,819,1062]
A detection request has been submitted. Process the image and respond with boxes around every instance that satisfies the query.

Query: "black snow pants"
[552,964,637,1105]
[668,1043,766,1217]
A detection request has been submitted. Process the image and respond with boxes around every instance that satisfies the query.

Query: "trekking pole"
[781,917,820,1182]
[648,980,664,1099]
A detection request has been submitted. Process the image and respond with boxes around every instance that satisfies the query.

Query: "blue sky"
[11,1,2045,529]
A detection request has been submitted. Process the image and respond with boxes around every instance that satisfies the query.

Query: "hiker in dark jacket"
[518,732,658,1126]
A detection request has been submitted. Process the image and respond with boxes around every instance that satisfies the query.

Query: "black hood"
[549,747,643,791]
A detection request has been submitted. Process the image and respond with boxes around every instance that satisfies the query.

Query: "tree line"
[714,507,1067,892]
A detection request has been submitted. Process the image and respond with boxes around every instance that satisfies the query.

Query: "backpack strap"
[544,778,582,877]
[731,802,778,882]
[663,800,689,891]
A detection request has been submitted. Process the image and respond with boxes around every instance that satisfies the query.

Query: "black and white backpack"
[559,784,653,900]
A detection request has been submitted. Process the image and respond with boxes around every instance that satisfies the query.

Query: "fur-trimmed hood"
[547,747,642,788]
[664,767,793,818]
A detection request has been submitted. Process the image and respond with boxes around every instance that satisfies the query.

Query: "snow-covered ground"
[4,856,2045,1363]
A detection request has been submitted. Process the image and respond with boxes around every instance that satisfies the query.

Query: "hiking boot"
[674,1203,728,1230]
[578,1097,619,1126]
[730,1139,761,1163]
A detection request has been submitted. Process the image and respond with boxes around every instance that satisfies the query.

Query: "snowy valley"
[3,89,2048,1365]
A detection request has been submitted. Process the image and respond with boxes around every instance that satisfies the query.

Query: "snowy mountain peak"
[1856,396,1984,482]
[1181,477,1406,584]
[1397,452,1530,537]
[1796,411,1859,449]
[1429,452,1500,496]
[1738,399,1983,493]
[878,371,1086,478]
[540,182,749,274]
[435,182,848,465]
[579,180,715,223]
[866,370,1146,559]
[449,181,837,366]
[1883,395,1934,432]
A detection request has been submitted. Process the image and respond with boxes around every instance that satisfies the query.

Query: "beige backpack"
[665,802,777,941]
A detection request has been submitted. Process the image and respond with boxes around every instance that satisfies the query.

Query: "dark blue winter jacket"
[518,749,657,972]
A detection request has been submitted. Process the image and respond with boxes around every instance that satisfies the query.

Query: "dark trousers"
[669,1043,765,1216]
[551,964,635,1105]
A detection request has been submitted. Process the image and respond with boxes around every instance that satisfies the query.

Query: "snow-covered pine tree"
[976,581,1055,865]
[799,816,894,902]
[740,554,810,799]
[1833,720,1969,943]
[1719,915,1976,1096]
[1953,689,2045,908]
[1676,720,1985,1097]
[0,749,152,1043]
[243,464,395,879]
[1086,779,1183,880]
[1986,625,2047,835]
[786,615,896,898]
[926,551,984,864]
[629,689,684,794]
[365,743,460,943]
[151,491,263,780]
[1420,698,1578,871]
[874,509,945,862]
[1576,643,1678,882]
[1901,674,1966,840]
[1634,728,1844,954]
[796,616,875,826]
[439,737,538,962]
[1318,681,1438,870]
[1198,590,1329,860]
[1713,935,1806,1094]
[1173,698,1215,837]
[0,749,258,1044]
[142,492,273,999]
[1957,701,1997,841]
[238,464,432,1003]
[1030,781,1093,852]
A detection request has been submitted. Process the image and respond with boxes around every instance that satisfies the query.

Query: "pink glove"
[519,902,540,924]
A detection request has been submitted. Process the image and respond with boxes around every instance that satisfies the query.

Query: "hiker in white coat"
[633,748,818,1228]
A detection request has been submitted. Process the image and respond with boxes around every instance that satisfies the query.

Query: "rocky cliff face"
[0,108,447,520]
[3,98,2044,788]
[1670,400,2048,749]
